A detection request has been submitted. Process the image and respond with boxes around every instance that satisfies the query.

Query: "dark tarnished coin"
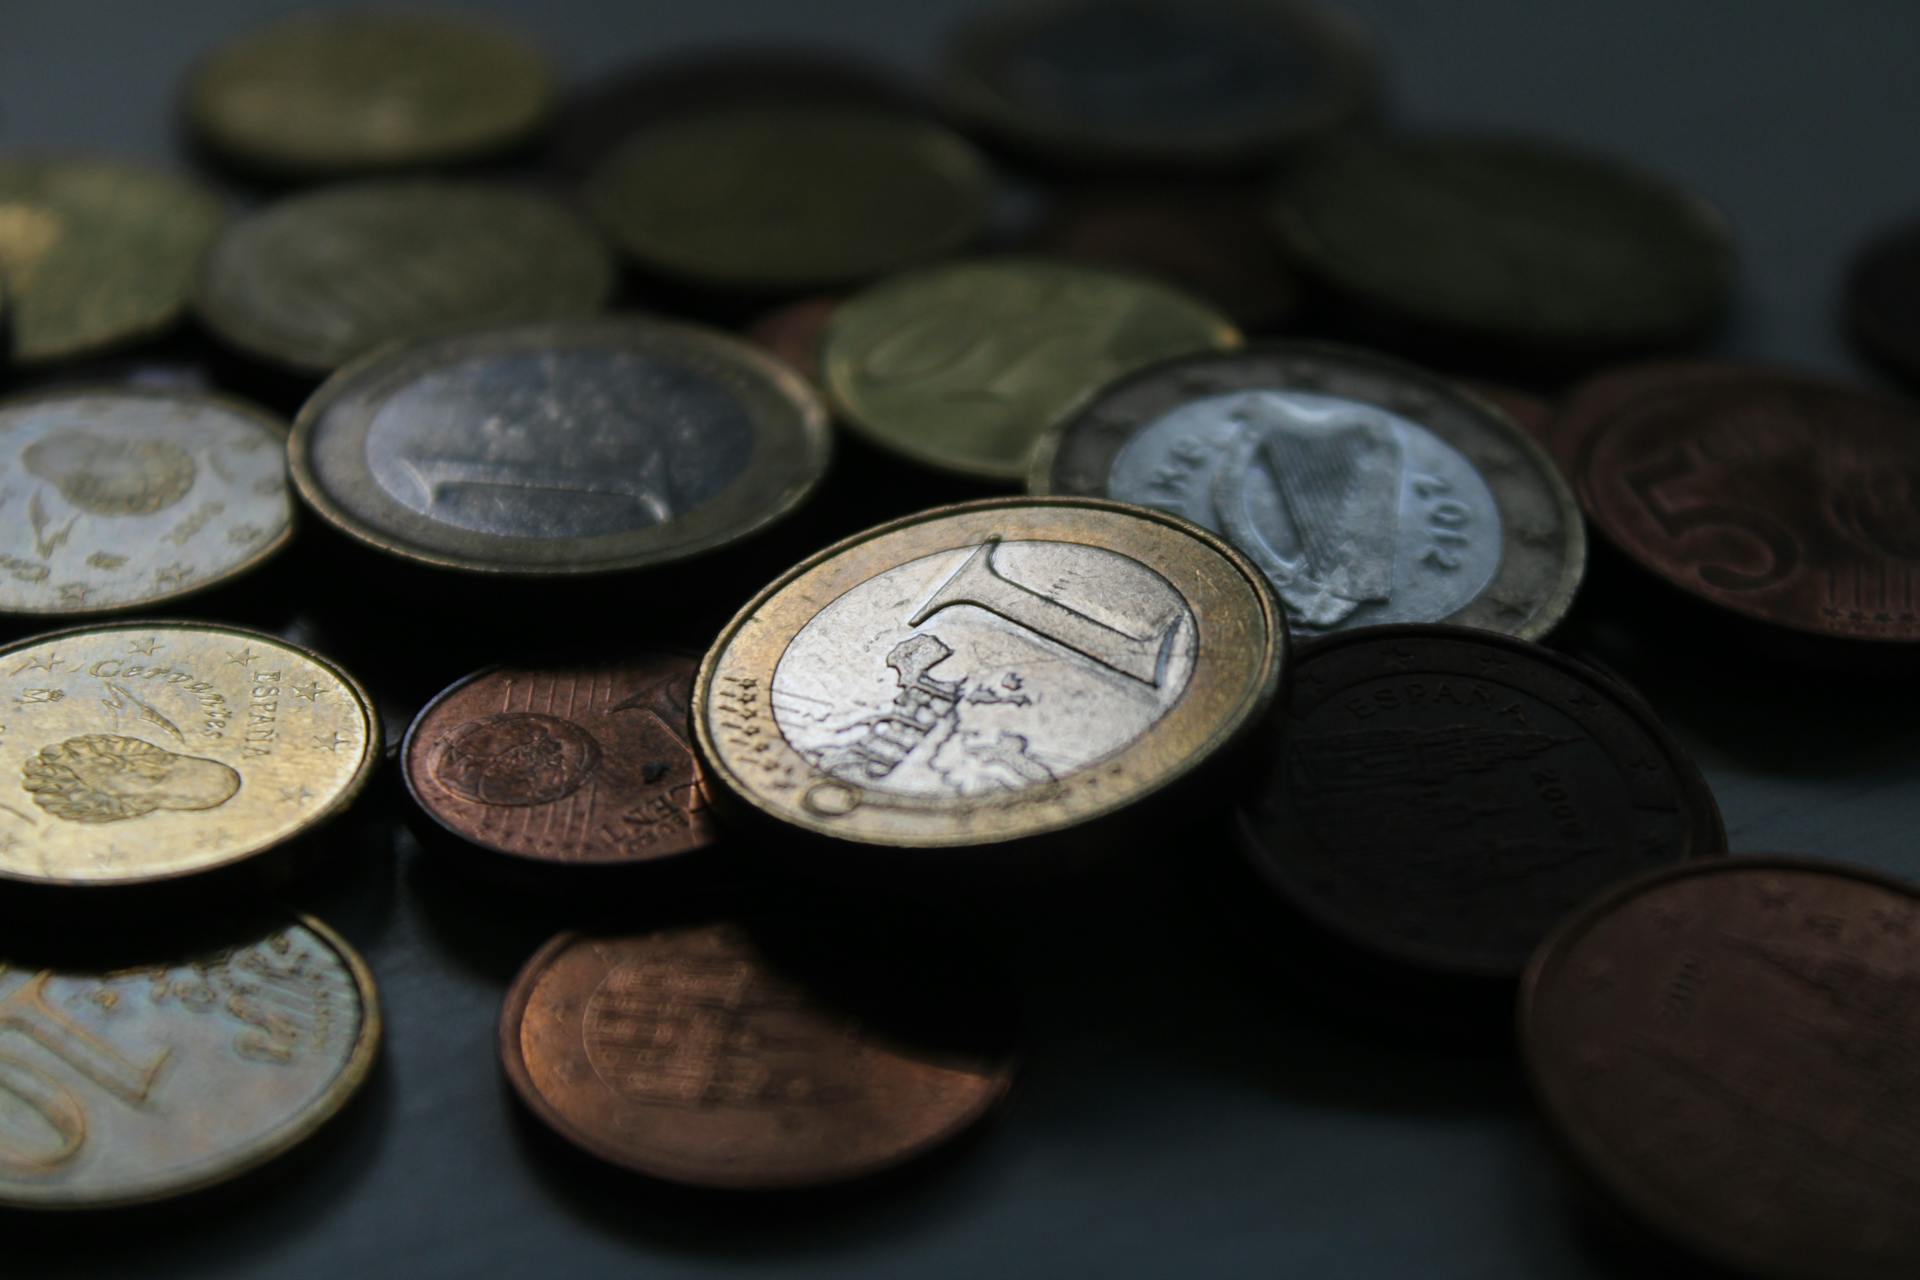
[825,257,1239,481]
[0,158,223,365]
[1564,370,1920,642]
[0,389,292,617]
[1523,857,1920,1280]
[291,316,831,575]
[404,656,715,865]
[584,106,992,291]
[501,921,1015,1188]
[1547,358,1749,473]
[696,498,1283,848]
[1034,343,1584,639]
[745,296,840,384]
[1847,214,1920,384]
[195,181,615,376]
[1270,134,1734,356]
[185,11,553,178]
[940,0,1376,169]
[1238,627,1723,980]
[0,914,379,1209]
[1461,380,1553,449]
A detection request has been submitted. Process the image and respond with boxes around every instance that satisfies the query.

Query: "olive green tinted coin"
[292,316,831,575]
[584,106,992,290]
[186,11,553,177]
[0,158,222,365]
[1270,134,1734,354]
[0,914,380,1209]
[195,182,615,376]
[824,257,1239,481]
[0,389,292,617]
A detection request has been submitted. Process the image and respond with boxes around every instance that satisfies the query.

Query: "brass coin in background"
[0,157,223,365]
[0,389,292,618]
[696,498,1283,848]
[184,11,553,178]
[0,622,378,887]
[0,914,380,1210]
[584,106,992,290]
[195,182,616,376]
[291,316,831,575]
[824,257,1238,481]
[501,921,1016,1188]
[403,655,716,865]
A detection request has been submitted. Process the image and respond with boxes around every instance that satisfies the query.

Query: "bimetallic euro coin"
[1033,343,1584,640]
[0,915,379,1209]
[195,182,615,376]
[0,622,378,887]
[291,316,831,576]
[0,390,292,618]
[0,158,222,365]
[585,106,992,291]
[824,257,1239,481]
[185,11,553,177]
[695,498,1283,848]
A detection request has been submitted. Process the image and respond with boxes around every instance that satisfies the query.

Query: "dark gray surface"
[5,2,1919,1277]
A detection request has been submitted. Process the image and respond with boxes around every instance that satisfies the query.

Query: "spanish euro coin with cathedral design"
[1033,343,1584,640]
[695,498,1283,848]
[0,622,378,887]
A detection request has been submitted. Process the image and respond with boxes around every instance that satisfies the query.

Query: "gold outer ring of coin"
[0,386,295,619]
[2,913,382,1211]
[0,620,380,888]
[694,496,1286,848]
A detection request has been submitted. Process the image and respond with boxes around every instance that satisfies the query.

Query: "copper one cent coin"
[403,656,715,865]
[1237,626,1723,979]
[1523,857,1920,1279]
[501,922,1016,1188]
[1565,371,1920,642]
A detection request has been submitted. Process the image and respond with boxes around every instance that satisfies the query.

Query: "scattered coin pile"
[0,4,1914,1273]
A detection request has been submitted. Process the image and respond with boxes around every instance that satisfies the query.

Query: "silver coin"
[1032,343,1584,639]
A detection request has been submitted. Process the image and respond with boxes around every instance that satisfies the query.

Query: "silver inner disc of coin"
[771,538,1195,799]
[1108,390,1501,632]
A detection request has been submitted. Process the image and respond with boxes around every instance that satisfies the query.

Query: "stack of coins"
[1,5,1913,1275]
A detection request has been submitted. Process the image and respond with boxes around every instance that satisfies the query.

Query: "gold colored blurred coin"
[823,258,1239,481]
[0,622,378,887]
[584,106,992,290]
[185,11,553,178]
[0,157,222,365]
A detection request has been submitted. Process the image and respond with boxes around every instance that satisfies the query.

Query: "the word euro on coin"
[0,158,222,365]
[0,623,378,887]
[1034,343,1584,639]
[0,390,292,618]
[195,181,615,376]
[696,498,1283,848]
[585,106,992,291]
[291,317,830,575]
[185,11,553,178]
[825,258,1238,481]
[0,915,379,1209]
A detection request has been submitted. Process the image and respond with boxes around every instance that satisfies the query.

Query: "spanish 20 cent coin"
[502,921,1015,1188]
[290,316,831,576]
[0,622,378,887]
[1522,857,1920,1280]
[0,158,223,366]
[0,389,292,618]
[1238,626,1723,980]
[1033,343,1584,639]
[825,257,1239,481]
[195,181,615,376]
[696,498,1283,848]
[404,656,715,865]
[185,11,553,178]
[0,913,379,1209]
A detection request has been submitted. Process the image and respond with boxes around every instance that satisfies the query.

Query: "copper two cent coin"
[403,656,714,865]
[501,921,1016,1188]
[1523,857,1920,1279]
